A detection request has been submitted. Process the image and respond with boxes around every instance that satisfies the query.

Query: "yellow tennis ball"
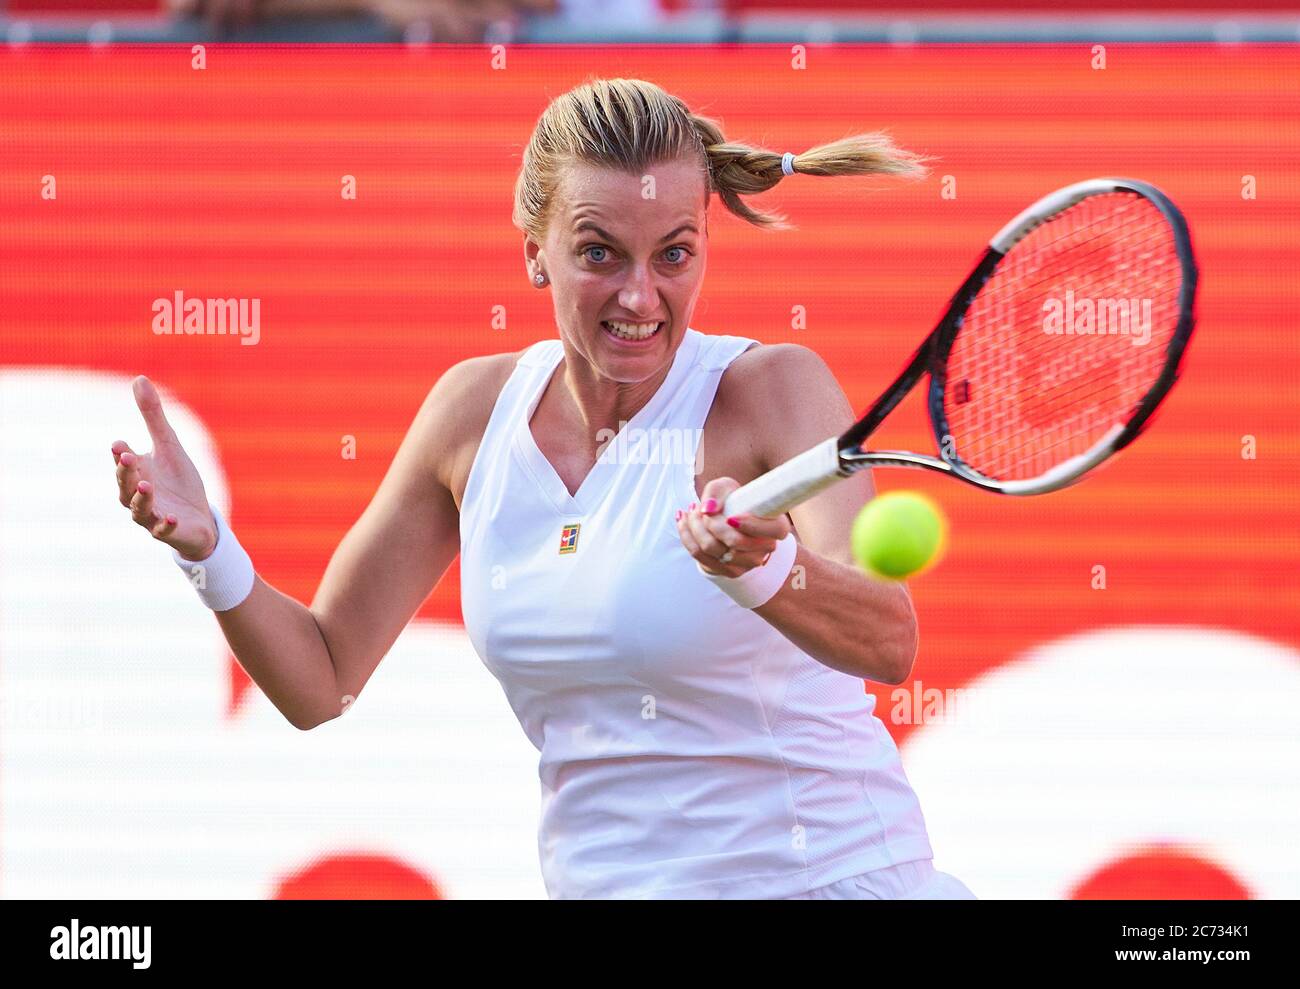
[851,491,948,580]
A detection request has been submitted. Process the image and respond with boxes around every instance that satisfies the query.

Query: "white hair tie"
[780,151,797,176]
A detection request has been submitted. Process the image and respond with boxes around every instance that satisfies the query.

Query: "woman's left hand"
[676,477,792,577]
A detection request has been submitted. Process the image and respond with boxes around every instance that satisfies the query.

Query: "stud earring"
[534,272,547,287]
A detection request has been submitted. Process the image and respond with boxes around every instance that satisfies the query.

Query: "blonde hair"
[512,76,929,240]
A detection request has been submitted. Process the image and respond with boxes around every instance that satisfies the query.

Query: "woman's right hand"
[112,375,219,561]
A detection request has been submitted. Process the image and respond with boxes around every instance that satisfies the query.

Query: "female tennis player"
[112,77,975,900]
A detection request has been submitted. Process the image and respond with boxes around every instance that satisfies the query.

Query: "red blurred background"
[2,44,1297,898]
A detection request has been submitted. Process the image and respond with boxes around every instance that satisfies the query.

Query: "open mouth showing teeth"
[602,320,664,342]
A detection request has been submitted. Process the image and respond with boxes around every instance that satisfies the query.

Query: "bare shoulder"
[716,340,825,388]
[428,348,524,412]
[714,341,851,472]
[423,347,528,505]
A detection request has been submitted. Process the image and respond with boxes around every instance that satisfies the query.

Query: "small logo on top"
[558,523,580,554]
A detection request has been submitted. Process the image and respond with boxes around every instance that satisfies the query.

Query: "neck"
[556,344,676,447]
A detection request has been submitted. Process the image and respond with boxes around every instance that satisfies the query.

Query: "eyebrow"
[573,221,698,244]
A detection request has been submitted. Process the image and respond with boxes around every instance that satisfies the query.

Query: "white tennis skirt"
[785,859,977,900]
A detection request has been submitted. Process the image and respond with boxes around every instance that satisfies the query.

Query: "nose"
[617,262,662,319]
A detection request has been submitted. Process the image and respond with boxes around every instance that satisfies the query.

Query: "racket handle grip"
[723,437,845,519]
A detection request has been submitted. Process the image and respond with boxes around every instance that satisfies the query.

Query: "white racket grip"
[723,436,845,518]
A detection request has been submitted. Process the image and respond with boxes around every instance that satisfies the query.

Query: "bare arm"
[303,359,487,727]
[678,344,918,684]
[116,360,489,730]
[754,350,917,684]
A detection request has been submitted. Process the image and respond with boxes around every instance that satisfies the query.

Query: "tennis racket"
[724,177,1198,519]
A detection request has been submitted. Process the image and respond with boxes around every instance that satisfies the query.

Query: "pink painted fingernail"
[688,502,697,511]
[675,509,683,521]
[726,516,741,529]
[703,498,718,514]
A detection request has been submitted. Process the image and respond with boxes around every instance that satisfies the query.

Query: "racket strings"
[956,206,1179,477]
[944,192,1182,482]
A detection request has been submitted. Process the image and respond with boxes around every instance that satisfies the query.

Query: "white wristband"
[696,532,798,609]
[172,502,255,612]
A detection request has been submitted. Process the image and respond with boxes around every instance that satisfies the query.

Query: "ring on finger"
[718,548,735,565]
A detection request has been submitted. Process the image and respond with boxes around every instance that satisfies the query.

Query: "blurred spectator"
[551,0,664,30]
[162,0,668,39]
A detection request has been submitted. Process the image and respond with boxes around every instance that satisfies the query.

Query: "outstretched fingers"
[132,376,179,449]
[114,444,141,507]
[122,468,177,539]
[128,478,156,527]
[151,511,180,539]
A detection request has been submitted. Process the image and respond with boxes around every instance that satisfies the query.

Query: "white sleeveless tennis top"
[459,327,934,899]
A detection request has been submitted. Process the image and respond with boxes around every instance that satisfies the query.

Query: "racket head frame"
[844,176,1199,496]
[722,177,1198,519]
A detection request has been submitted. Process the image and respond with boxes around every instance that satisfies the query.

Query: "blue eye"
[581,244,691,266]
